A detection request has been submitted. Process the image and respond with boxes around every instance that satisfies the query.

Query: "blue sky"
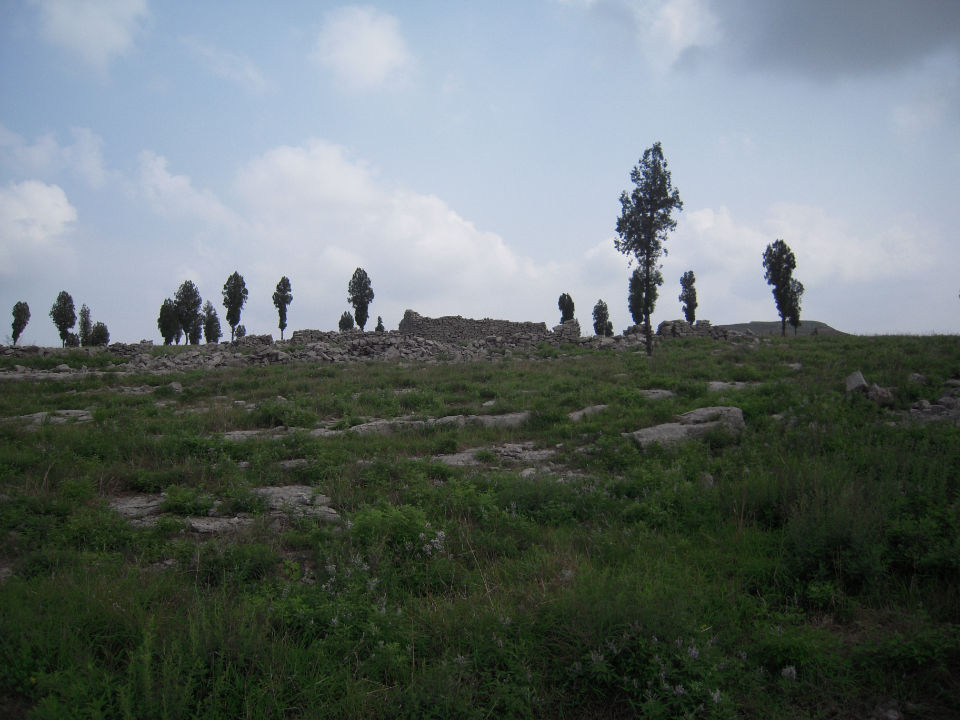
[2,0,959,345]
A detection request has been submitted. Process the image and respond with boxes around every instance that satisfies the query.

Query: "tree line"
[555,141,805,353]
[9,146,806,349]
[155,267,376,346]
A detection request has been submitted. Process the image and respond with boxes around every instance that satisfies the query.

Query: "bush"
[338,311,355,331]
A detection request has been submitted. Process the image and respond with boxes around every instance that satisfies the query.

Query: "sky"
[1,0,959,346]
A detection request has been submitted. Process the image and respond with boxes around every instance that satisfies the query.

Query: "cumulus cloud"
[0,180,77,276]
[138,150,238,227]
[312,6,414,90]
[183,37,266,93]
[128,139,630,334]
[32,0,148,72]
[0,124,108,187]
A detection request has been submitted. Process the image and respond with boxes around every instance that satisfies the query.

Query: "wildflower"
[330,616,339,627]
[674,684,686,696]
[589,650,605,666]
[711,688,721,704]
[454,654,468,666]
[781,665,797,681]
[325,564,336,575]
[687,646,700,660]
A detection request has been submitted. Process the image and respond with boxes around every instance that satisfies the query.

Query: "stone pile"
[655,319,743,341]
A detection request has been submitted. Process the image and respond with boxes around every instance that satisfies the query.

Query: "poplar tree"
[615,142,683,355]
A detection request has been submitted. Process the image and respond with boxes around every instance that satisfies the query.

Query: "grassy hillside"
[1,335,958,719]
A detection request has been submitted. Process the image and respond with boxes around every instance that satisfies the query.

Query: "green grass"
[1,335,959,718]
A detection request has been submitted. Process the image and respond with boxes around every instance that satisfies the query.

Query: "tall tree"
[272,276,293,340]
[78,304,92,346]
[347,268,374,330]
[592,299,613,337]
[187,313,203,345]
[174,281,203,344]
[787,278,804,336]
[679,270,697,324]
[222,271,248,341]
[615,142,683,355]
[49,291,76,347]
[762,239,798,337]
[11,301,30,345]
[338,311,355,331]
[158,298,181,345]
[628,268,648,327]
[202,301,222,344]
[375,316,385,333]
[558,293,575,323]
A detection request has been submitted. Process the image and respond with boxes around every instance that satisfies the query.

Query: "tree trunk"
[780,318,786,337]
[644,314,652,356]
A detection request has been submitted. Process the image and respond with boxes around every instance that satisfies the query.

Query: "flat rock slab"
[349,411,531,435]
[109,494,165,518]
[568,405,607,422]
[107,485,340,532]
[254,485,331,510]
[638,389,676,400]
[623,406,745,450]
[3,409,94,428]
[707,381,757,393]
[434,441,557,467]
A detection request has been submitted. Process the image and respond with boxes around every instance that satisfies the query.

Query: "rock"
[638,389,676,400]
[567,405,607,422]
[866,384,895,406]
[845,370,868,393]
[109,494,165,518]
[907,373,926,384]
[254,485,330,510]
[784,363,802,371]
[54,363,71,372]
[623,406,745,450]
[707,381,755,393]
[169,381,183,393]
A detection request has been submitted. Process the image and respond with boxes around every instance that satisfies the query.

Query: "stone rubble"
[1,311,754,379]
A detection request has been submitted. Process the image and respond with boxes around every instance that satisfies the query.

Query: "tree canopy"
[78,304,92,347]
[272,276,293,340]
[49,291,76,347]
[11,301,30,345]
[89,321,109,346]
[157,299,181,345]
[615,142,683,355]
[202,301,222,344]
[558,293,575,323]
[222,272,248,341]
[592,299,613,337]
[787,278,804,335]
[679,270,697,324]
[348,268,374,331]
[174,281,203,345]
[762,239,799,337]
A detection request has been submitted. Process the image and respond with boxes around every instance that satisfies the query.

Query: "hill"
[718,319,846,336]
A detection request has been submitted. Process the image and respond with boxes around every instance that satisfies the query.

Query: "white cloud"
[0,180,77,277]
[312,6,413,90]
[32,0,148,72]
[0,124,109,189]
[137,150,238,227]
[645,0,719,70]
[183,37,266,93]
[763,203,936,283]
